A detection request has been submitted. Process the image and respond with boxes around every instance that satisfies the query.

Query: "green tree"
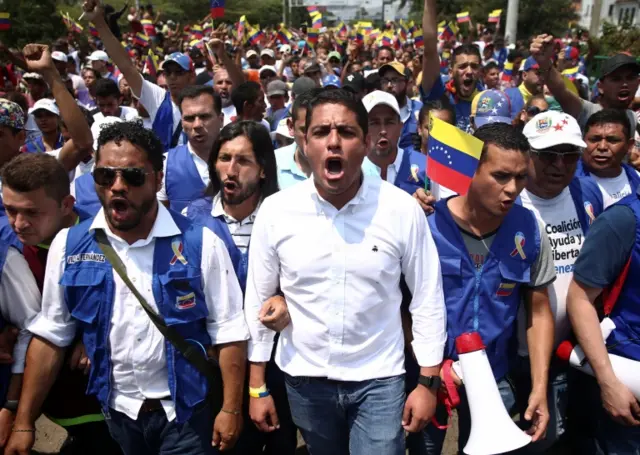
[591,21,640,56]
[1,0,67,49]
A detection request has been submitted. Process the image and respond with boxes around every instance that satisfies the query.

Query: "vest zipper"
[472,265,484,331]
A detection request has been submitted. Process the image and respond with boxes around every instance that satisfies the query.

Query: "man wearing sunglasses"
[82,0,195,152]
[514,111,604,452]
[7,121,249,455]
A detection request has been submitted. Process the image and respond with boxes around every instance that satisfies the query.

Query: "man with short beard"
[420,0,481,132]
[379,62,422,150]
[531,34,640,133]
[362,90,427,195]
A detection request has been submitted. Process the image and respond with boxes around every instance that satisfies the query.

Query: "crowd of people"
[0,0,639,454]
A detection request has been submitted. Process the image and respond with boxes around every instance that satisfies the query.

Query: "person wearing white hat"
[361,90,428,196]
[511,111,605,452]
[51,50,90,106]
[89,50,119,83]
[22,99,64,153]
[260,49,276,67]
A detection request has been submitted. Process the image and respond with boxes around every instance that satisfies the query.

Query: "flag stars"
[491,108,498,114]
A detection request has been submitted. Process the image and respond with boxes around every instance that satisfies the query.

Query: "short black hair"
[484,61,499,72]
[142,73,157,84]
[305,88,368,137]
[1,153,70,203]
[231,81,262,116]
[474,123,530,164]
[378,46,395,58]
[452,44,482,64]
[206,121,279,199]
[291,88,322,123]
[95,78,121,99]
[96,120,164,171]
[507,50,525,63]
[81,67,101,80]
[585,108,632,141]
[178,85,222,115]
[418,99,456,126]
[365,72,381,92]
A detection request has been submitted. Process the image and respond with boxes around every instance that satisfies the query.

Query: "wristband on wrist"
[221,408,241,416]
[12,428,35,433]
[249,384,270,398]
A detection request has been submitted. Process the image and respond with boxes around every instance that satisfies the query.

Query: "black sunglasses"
[526,106,548,116]
[531,148,582,164]
[93,167,151,187]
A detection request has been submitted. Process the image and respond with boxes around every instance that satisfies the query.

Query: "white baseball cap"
[246,50,258,59]
[280,44,292,54]
[89,50,109,62]
[260,49,275,59]
[523,111,586,150]
[362,90,401,117]
[259,65,277,76]
[51,51,68,63]
[91,116,123,151]
[31,98,60,116]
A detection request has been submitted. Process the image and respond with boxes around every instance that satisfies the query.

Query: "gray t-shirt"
[460,218,556,288]
[578,100,636,134]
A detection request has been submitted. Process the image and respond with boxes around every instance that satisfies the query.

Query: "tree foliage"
[1,0,67,49]
[408,0,578,41]
[591,21,640,57]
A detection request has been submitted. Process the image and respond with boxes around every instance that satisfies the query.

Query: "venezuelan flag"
[71,19,84,34]
[427,116,484,195]
[141,18,156,36]
[210,0,225,19]
[247,28,264,45]
[413,28,424,48]
[307,5,318,14]
[335,37,346,54]
[144,49,159,77]
[134,32,150,47]
[358,21,373,34]
[88,23,99,37]
[278,26,292,44]
[408,20,417,35]
[311,13,322,29]
[501,61,513,82]
[562,66,579,81]
[488,9,502,23]
[191,25,203,39]
[381,32,393,46]
[398,24,407,42]
[0,12,9,31]
[369,28,380,41]
[457,12,470,23]
[439,24,455,41]
[238,15,246,39]
[337,21,347,37]
[496,282,516,297]
[203,21,213,35]
[307,28,319,45]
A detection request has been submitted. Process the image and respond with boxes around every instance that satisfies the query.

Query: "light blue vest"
[165,145,207,213]
[74,174,101,217]
[63,211,211,423]
[428,200,540,380]
[575,161,640,194]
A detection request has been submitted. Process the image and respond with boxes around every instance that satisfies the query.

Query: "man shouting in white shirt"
[244,88,447,455]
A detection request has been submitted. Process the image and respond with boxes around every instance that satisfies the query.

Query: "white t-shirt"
[222,104,236,126]
[137,78,185,146]
[592,170,632,208]
[94,106,140,123]
[156,143,209,202]
[517,188,584,355]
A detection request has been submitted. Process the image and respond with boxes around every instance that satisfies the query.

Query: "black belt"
[139,397,170,413]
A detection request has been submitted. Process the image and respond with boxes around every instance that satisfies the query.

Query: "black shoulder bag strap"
[170,122,183,149]
[94,229,222,405]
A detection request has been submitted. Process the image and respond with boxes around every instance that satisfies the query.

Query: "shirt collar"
[89,203,180,247]
[211,192,261,223]
[309,172,371,210]
[282,143,307,178]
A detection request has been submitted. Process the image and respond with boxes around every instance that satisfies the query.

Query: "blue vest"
[185,197,248,292]
[604,191,640,361]
[575,161,640,194]
[428,200,540,380]
[0,241,10,405]
[567,177,604,233]
[63,212,211,423]
[74,174,101,217]
[399,98,422,151]
[152,91,177,152]
[504,87,525,120]
[165,145,207,213]
[394,149,428,196]
[23,134,64,154]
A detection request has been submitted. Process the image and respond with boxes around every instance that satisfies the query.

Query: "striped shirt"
[211,193,260,254]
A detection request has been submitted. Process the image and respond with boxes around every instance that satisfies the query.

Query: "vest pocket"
[159,267,209,325]
[440,256,463,299]
[60,267,107,323]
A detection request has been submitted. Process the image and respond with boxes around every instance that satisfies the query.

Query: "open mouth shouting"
[617,88,632,105]
[109,197,132,223]
[324,156,345,181]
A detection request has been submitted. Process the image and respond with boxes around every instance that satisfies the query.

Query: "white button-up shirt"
[29,204,249,421]
[244,175,446,381]
[362,147,405,185]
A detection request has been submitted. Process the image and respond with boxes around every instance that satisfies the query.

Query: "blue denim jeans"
[284,374,406,455]
[408,377,517,455]
[104,402,218,455]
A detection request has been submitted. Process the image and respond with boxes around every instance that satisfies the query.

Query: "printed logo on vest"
[584,201,596,224]
[170,239,188,266]
[66,253,106,264]
[510,231,527,260]
[409,164,420,182]
[176,292,196,310]
[496,282,516,297]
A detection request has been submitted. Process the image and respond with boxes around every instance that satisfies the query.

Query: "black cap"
[343,72,365,94]
[303,61,321,74]
[601,54,640,79]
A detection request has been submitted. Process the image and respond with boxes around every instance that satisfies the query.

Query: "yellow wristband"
[249,384,270,398]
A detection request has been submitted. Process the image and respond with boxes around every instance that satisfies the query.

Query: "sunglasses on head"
[526,106,548,116]
[93,167,151,187]
[531,148,582,164]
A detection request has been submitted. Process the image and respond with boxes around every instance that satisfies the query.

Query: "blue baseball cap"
[322,74,341,88]
[471,90,513,127]
[522,57,539,72]
[161,52,193,72]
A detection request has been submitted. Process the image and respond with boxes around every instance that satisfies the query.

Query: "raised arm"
[209,36,245,87]
[82,0,143,97]
[22,44,93,171]
[421,0,440,95]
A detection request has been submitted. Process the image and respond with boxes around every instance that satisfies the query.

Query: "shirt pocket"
[440,256,463,299]
[495,260,531,301]
[159,267,209,326]
[60,267,107,324]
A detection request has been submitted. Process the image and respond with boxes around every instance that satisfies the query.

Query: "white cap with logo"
[51,51,68,63]
[31,98,60,116]
[523,111,586,150]
[361,90,401,117]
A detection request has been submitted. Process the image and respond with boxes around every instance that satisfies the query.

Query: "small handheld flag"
[457,12,470,23]
[307,28,319,45]
[0,13,9,31]
[134,32,150,47]
[426,116,484,195]
[307,5,319,14]
[488,9,502,23]
[311,13,322,29]
[413,29,424,48]
[501,61,514,82]
[210,0,225,19]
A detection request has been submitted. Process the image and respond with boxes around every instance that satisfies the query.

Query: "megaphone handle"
[431,359,461,430]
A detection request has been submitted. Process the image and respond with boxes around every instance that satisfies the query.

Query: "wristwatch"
[418,375,442,390]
